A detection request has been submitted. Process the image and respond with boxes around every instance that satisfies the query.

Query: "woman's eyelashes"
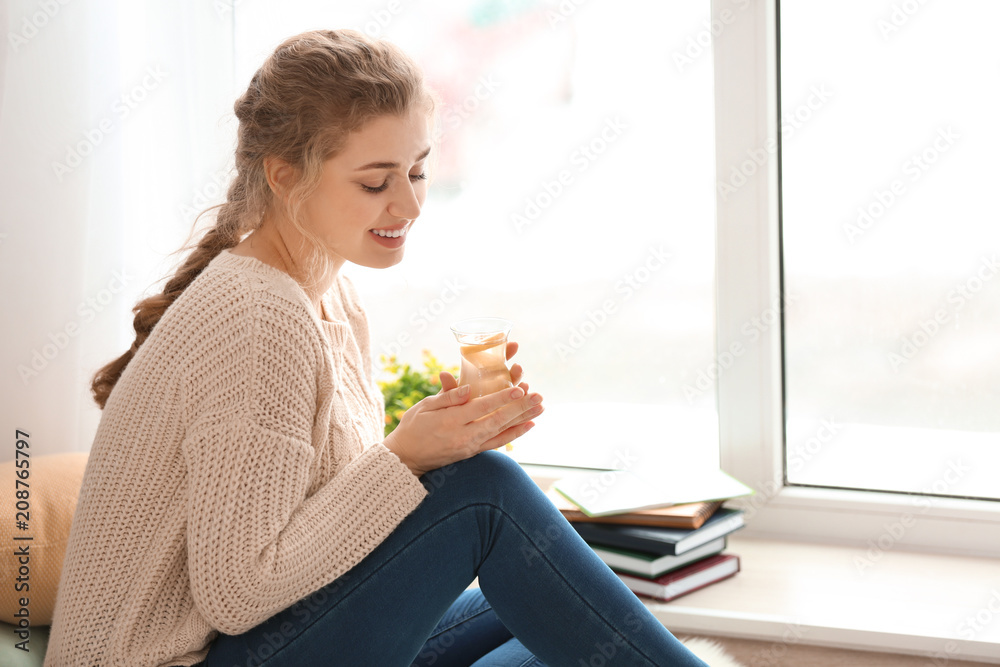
[360,181,389,194]
[360,171,427,194]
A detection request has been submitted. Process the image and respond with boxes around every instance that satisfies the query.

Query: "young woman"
[46,29,708,667]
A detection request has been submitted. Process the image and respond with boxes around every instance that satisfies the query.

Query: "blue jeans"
[202,451,708,666]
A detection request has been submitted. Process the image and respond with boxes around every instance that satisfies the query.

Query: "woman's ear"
[263,156,297,203]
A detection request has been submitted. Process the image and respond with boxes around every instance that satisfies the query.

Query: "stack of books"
[547,468,752,603]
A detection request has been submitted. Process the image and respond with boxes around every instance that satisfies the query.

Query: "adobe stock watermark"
[682,292,797,404]
[739,478,782,524]
[730,418,829,522]
[786,418,841,477]
[748,622,808,667]
[521,448,638,568]
[511,116,628,234]
[717,85,833,202]
[926,588,1000,666]
[237,573,353,667]
[887,254,997,372]
[179,166,232,222]
[355,0,405,39]
[51,65,169,182]
[853,459,970,575]
[213,0,244,18]
[431,73,502,145]
[554,245,670,360]
[672,0,750,74]
[877,0,931,41]
[843,126,959,244]
[18,269,135,384]
[545,0,590,29]
[577,612,645,667]
[566,448,639,506]
[7,0,73,53]
[520,518,568,568]
[414,612,474,665]
[380,278,466,359]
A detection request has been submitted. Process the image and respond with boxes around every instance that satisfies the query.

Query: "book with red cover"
[593,538,727,578]
[614,553,741,602]
[546,489,722,530]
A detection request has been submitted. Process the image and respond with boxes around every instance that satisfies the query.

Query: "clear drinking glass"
[450,317,513,398]
[452,317,515,452]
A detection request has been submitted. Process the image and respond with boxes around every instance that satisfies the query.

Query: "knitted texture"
[45,249,428,667]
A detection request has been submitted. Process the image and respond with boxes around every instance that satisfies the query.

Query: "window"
[718,0,999,555]
[780,0,1000,502]
[231,0,999,553]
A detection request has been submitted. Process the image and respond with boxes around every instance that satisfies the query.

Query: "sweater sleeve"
[180,287,427,635]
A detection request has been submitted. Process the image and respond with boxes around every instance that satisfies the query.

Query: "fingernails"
[530,393,543,405]
[510,387,525,399]
[458,385,471,397]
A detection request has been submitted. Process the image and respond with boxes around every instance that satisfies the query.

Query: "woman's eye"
[360,181,389,194]
[360,172,425,194]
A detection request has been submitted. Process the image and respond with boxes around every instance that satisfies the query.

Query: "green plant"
[378,350,458,436]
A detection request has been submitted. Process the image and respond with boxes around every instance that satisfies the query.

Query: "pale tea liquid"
[459,334,512,397]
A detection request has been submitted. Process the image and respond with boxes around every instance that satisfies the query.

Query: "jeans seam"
[264,501,657,666]
[424,605,494,640]
[479,503,662,667]
[267,504,499,662]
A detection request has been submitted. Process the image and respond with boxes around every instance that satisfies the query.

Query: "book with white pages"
[553,467,753,517]
[591,537,727,578]
[616,553,741,603]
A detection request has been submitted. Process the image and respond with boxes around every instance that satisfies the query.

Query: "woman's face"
[301,107,431,270]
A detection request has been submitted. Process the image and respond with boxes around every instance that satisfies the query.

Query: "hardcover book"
[591,537,727,578]
[571,508,745,556]
[615,553,741,603]
[546,489,722,530]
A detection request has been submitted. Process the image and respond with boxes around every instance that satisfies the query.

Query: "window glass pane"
[236,1,718,469]
[780,0,1000,499]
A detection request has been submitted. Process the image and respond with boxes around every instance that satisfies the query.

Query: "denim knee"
[420,450,537,505]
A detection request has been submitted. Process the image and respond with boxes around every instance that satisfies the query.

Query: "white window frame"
[713,0,1000,557]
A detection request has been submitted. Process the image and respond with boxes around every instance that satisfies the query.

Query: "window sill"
[647,535,999,664]
[524,470,1000,664]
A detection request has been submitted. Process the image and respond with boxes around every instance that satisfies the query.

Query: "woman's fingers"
[478,420,536,453]
[459,386,527,421]
[438,371,459,393]
[505,341,519,361]
[509,363,523,386]
[468,391,543,438]
[499,403,544,432]
[420,383,471,410]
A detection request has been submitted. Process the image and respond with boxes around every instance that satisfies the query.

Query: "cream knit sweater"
[45,249,428,666]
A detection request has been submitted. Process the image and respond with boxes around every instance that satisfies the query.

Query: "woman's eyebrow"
[355,146,431,171]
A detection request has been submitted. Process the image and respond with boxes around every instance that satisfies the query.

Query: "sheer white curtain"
[0,0,235,457]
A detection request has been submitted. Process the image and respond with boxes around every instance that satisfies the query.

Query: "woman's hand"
[383,341,542,477]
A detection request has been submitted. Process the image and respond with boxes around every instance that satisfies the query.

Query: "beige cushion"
[0,452,89,625]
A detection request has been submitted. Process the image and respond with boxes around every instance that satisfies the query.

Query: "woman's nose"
[387,182,422,220]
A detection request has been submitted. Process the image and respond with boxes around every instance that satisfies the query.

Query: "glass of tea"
[451,318,516,451]
[450,317,515,398]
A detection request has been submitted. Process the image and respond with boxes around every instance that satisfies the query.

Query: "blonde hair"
[91,29,432,409]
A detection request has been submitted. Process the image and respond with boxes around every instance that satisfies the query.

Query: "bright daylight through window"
[780,0,1000,501]
[233,0,722,471]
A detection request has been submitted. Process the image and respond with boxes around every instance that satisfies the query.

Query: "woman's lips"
[369,224,409,248]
